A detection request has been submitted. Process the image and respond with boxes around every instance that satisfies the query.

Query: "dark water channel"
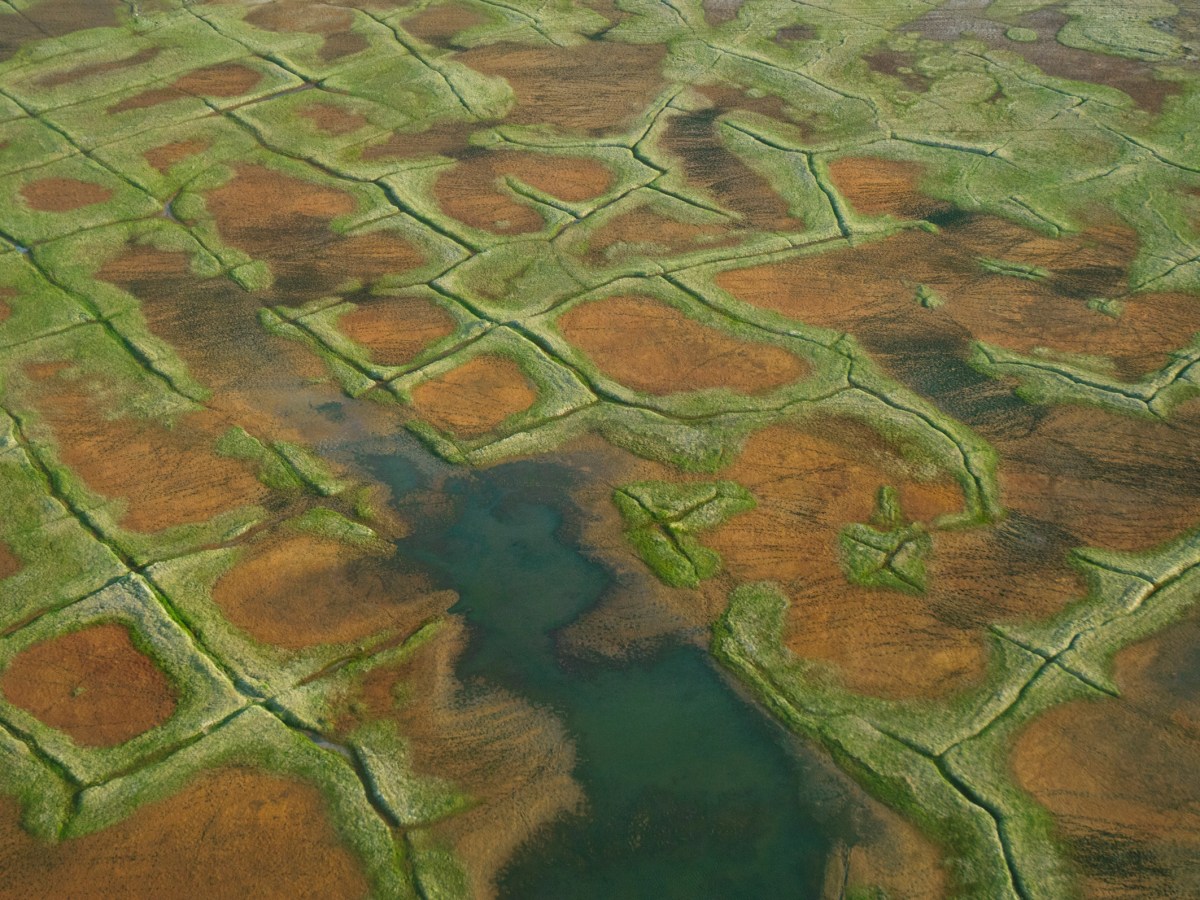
[357,440,843,899]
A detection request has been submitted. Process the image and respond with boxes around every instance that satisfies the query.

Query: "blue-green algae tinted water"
[359,446,840,899]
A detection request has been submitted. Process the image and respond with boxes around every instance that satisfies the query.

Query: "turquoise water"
[360,446,840,899]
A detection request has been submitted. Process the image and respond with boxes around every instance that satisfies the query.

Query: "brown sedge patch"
[0,770,371,897]
[0,623,176,747]
[19,177,112,212]
[409,355,537,437]
[558,294,808,395]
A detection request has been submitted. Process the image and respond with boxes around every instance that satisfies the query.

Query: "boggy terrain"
[0,0,1199,897]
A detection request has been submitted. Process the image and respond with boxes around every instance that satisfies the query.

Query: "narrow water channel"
[358,442,840,898]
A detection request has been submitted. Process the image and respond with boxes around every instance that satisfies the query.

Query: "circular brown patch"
[339,295,455,366]
[410,355,537,437]
[173,63,263,97]
[0,623,176,747]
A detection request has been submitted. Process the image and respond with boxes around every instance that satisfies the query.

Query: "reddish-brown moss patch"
[0,0,121,62]
[211,532,451,650]
[93,244,354,445]
[1011,611,1200,895]
[143,138,209,173]
[204,163,353,241]
[19,177,112,212]
[403,2,491,48]
[109,63,264,113]
[559,294,808,395]
[587,207,734,262]
[38,46,159,89]
[775,24,815,43]
[434,150,612,233]
[707,423,1083,699]
[913,6,1180,113]
[434,158,545,235]
[360,121,478,162]
[701,0,743,25]
[0,770,370,897]
[864,48,931,93]
[246,1,367,62]
[409,355,536,437]
[298,102,370,136]
[0,624,175,747]
[502,153,613,203]
[696,84,798,122]
[0,542,22,581]
[716,219,1184,379]
[205,164,424,299]
[457,41,667,133]
[338,294,456,366]
[827,156,949,220]
[26,366,271,534]
[991,405,1200,554]
[662,107,799,230]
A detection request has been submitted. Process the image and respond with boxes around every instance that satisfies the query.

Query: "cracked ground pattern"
[0,0,1199,896]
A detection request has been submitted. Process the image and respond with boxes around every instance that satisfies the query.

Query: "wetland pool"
[358,440,846,898]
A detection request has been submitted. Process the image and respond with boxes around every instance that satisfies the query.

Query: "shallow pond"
[359,443,844,898]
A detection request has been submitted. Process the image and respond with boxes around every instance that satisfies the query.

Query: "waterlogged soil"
[558,294,808,395]
[338,620,584,899]
[0,770,370,897]
[0,624,176,747]
[93,243,388,448]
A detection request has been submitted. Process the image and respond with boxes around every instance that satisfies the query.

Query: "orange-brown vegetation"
[211,532,454,649]
[558,294,808,395]
[409,355,537,437]
[0,624,176,746]
[0,770,370,897]
[339,295,456,366]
